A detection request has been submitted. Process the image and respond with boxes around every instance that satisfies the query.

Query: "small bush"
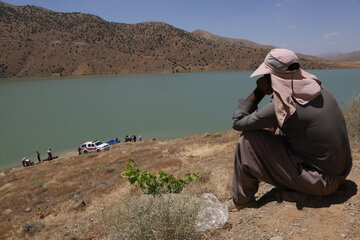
[110,194,202,240]
[343,94,360,150]
[121,159,202,195]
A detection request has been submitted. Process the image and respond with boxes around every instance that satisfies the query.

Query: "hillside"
[0,130,359,239]
[192,29,275,49]
[0,1,346,78]
[323,50,360,62]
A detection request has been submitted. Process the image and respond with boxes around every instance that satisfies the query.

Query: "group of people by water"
[125,134,142,142]
[22,148,57,167]
[23,134,144,167]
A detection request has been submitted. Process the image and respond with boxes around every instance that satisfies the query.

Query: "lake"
[1,69,360,170]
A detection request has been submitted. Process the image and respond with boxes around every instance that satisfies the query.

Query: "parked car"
[79,140,110,154]
[106,138,120,145]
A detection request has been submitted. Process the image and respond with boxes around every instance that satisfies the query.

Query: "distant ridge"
[317,52,344,58]
[321,50,360,62]
[192,29,275,49]
[0,1,351,78]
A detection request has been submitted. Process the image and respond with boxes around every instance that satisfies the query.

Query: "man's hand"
[247,75,273,105]
[256,75,273,95]
[265,127,277,133]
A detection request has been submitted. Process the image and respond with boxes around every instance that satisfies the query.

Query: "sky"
[3,0,360,56]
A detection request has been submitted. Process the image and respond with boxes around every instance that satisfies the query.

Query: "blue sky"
[3,0,360,56]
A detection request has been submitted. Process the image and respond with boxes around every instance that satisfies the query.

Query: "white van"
[79,140,110,154]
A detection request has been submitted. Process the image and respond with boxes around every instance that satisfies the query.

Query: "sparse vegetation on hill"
[192,29,276,49]
[344,95,360,151]
[0,1,346,78]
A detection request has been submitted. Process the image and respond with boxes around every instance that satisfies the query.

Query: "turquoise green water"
[1,69,359,170]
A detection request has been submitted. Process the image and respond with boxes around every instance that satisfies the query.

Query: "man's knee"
[239,130,273,144]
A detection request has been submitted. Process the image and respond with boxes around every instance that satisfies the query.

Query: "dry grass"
[343,94,360,151]
[0,149,127,239]
[107,194,202,240]
[0,131,236,239]
[100,168,216,239]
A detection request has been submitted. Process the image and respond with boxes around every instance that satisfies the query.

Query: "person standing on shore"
[229,48,352,210]
[47,148,53,160]
[36,151,41,162]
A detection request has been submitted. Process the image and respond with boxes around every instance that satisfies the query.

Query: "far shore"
[2,66,360,80]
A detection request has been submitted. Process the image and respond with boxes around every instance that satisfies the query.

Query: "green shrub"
[121,159,202,195]
[110,194,201,240]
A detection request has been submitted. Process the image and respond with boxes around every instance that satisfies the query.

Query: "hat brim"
[250,62,272,78]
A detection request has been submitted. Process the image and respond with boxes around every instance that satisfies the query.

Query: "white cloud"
[288,26,296,29]
[276,2,281,6]
[323,32,340,39]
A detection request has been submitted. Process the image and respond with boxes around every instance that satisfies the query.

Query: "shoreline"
[0,130,216,172]
[0,137,160,172]
[0,148,79,172]
[1,69,250,81]
[2,67,360,80]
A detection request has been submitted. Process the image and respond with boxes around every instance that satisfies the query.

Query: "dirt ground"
[0,130,359,239]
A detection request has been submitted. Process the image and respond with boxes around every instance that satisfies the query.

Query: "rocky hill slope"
[0,130,359,239]
[192,29,276,49]
[0,1,346,78]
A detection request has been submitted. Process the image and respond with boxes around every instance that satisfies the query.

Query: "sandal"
[226,198,255,211]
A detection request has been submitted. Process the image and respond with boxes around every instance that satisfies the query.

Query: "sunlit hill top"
[0,1,359,78]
